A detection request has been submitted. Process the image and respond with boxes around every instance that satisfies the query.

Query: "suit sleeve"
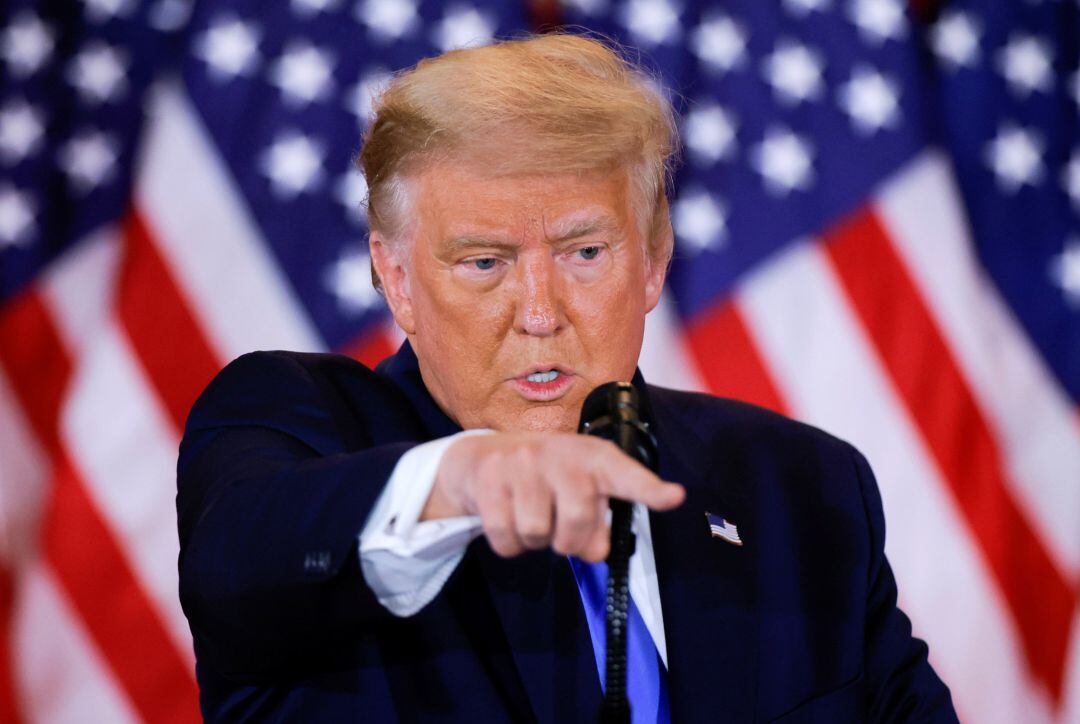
[176,351,418,681]
[850,448,959,723]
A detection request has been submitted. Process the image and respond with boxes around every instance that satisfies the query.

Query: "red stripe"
[117,210,223,431]
[0,565,22,724]
[43,455,200,723]
[0,288,200,723]
[823,207,1076,703]
[341,325,396,369]
[0,292,70,450]
[687,299,788,415]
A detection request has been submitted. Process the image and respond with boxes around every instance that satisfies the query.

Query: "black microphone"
[578,382,659,724]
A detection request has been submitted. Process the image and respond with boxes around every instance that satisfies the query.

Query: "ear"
[370,231,417,334]
[644,218,673,314]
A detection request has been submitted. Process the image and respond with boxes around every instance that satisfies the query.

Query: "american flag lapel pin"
[705,512,743,546]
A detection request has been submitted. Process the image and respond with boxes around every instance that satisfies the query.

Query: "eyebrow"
[443,214,620,251]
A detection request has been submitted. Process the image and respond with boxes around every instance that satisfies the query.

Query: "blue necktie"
[568,556,671,724]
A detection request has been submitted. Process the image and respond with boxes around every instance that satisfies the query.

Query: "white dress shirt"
[358,430,669,667]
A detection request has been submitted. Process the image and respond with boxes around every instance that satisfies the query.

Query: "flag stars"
[261,132,325,199]
[562,0,608,15]
[0,185,36,249]
[673,190,727,253]
[0,100,45,165]
[984,125,1044,193]
[1,12,55,78]
[345,68,392,125]
[432,6,497,52]
[271,42,335,106]
[619,0,682,47]
[356,0,419,41]
[149,0,194,32]
[1062,150,1080,210]
[195,17,261,80]
[931,11,981,71]
[325,248,383,314]
[752,128,815,196]
[59,131,118,193]
[692,15,747,75]
[782,0,831,17]
[291,0,340,17]
[336,168,369,223]
[68,42,129,104]
[1049,238,1080,309]
[762,40,825,106]
[82,0,137,24]
[683,104,737,165]
[838,67,900,135]
[848,0,907,45]
[997,34,1053,97]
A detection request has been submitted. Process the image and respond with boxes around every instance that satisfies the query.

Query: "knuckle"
[560,502,594,530]
[517,520,550,548]
[551,536,575,556]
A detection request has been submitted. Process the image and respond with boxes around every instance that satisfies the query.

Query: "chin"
[501,404,577,434]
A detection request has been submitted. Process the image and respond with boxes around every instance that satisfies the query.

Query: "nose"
[513,250,565,337]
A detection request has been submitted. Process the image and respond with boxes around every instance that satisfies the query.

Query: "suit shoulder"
[647,384,857,459]
[188,349,369,415]
[181,350,409,449]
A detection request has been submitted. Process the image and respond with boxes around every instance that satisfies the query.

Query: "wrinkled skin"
[371,161,669,434]
[370,161,684,559]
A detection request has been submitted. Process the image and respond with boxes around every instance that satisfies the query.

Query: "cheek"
[411,272,516,392]
[570,272,647,365]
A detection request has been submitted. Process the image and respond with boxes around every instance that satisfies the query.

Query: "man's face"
[371,162,670,433]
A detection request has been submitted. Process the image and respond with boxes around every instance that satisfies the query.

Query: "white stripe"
[38,227,122,356]
[136,83,324,359]
[36,230,193,661]
[640,290,706,392]
[737,240,1054,724]
[48,316,194,664]
[13,561,139,724]
[876,151,1080,578]
[0,369,50,565]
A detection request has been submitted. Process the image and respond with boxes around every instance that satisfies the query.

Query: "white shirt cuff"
[358,429,491,616]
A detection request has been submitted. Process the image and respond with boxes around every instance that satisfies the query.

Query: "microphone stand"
[578,382,659,724]
[600,497,635,724]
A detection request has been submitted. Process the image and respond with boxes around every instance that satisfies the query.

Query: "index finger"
[590,445,685,511]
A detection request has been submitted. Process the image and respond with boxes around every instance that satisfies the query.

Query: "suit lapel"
[379,343,601,720]
[648,387,759,723]
[476,544,602,723]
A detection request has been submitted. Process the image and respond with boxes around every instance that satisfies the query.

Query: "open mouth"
[526,370,561,383]
[512,366,575,401]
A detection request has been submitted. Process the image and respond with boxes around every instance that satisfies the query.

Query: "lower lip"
[511,373,576,401]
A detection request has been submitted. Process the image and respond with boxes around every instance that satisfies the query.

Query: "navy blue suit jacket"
[177,343,957,722]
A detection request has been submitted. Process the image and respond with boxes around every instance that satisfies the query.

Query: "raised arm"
[177,351,417,680]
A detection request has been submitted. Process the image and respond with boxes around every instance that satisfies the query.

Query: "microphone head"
[578,381,658,471]
[578,381,640,432]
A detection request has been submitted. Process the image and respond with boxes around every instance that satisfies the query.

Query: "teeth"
[527,370,560,383]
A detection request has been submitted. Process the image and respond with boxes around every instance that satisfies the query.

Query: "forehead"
[411,162,633,239]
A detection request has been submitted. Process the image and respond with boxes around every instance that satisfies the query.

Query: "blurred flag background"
[0,0,1077,721]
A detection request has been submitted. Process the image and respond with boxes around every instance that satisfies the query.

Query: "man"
[177,32,957,722]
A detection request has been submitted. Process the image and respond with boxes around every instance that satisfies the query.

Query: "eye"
[577,246,602,261]
[473,257,498,270]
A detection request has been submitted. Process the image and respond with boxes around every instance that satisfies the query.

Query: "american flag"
[0,0,1076,721]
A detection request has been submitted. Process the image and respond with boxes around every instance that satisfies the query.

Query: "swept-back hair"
[358,31,681,288]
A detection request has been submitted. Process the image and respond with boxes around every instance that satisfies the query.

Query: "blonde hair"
[358,31,681,288]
